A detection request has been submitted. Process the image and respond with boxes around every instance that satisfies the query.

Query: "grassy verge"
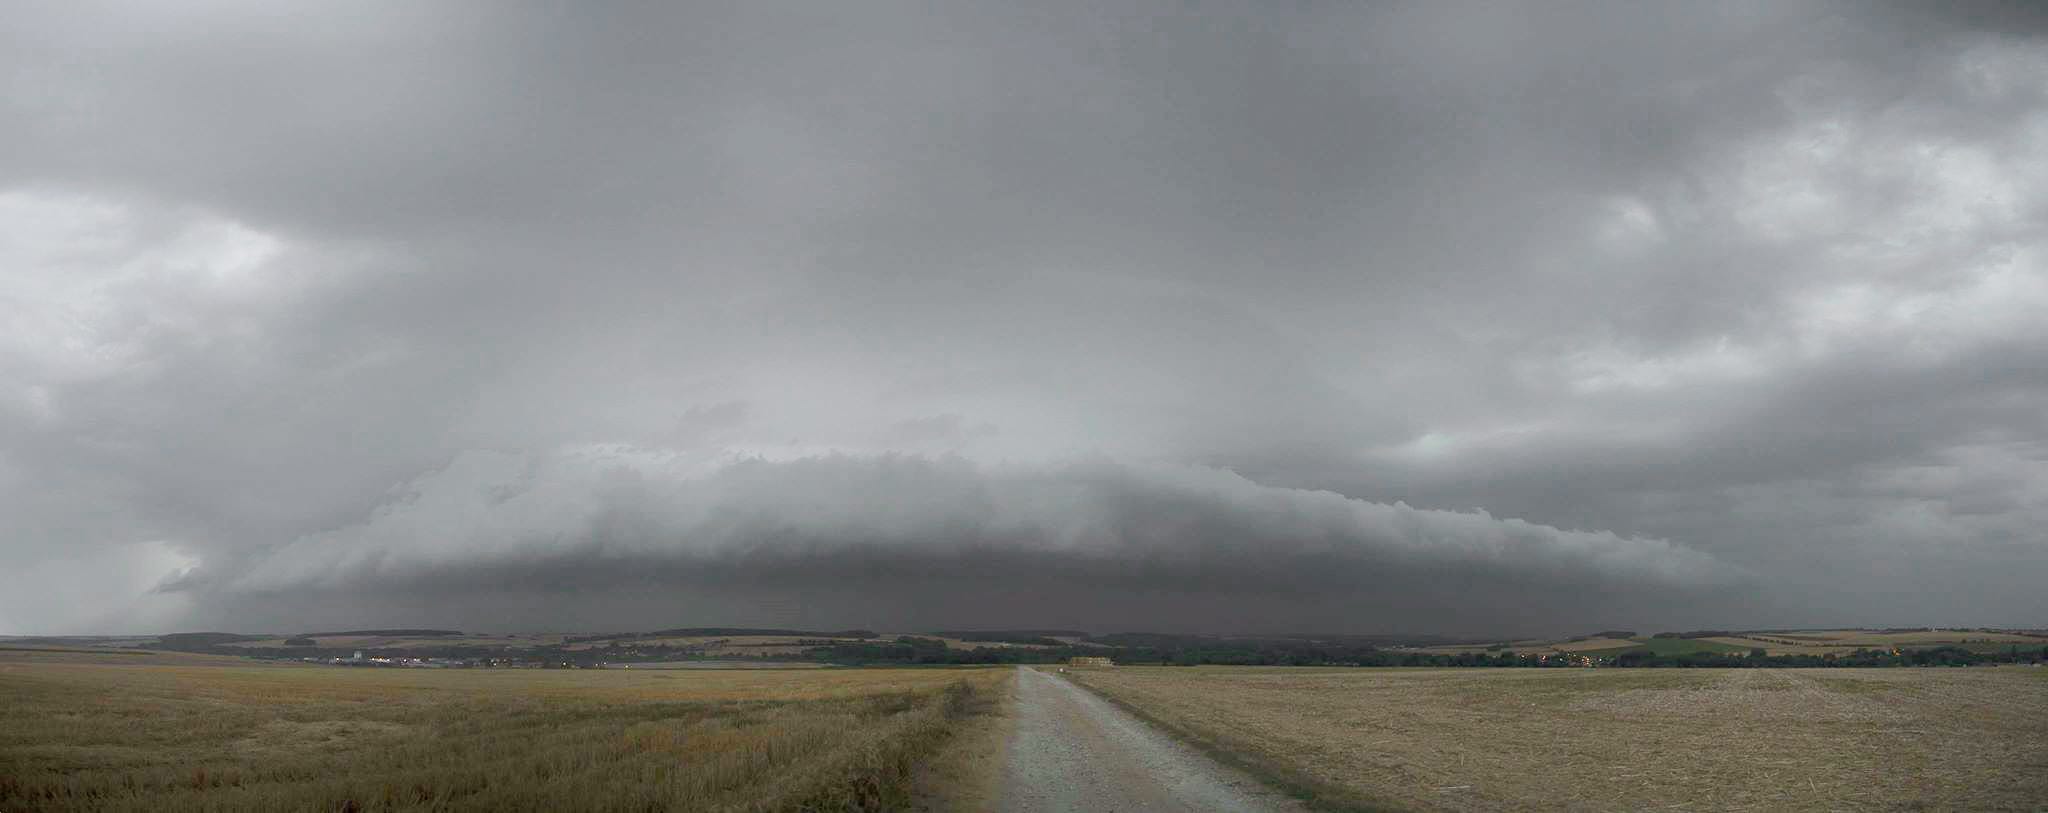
[784,678,993,811]
[0,650,1005,812]
[905,669,1016,811]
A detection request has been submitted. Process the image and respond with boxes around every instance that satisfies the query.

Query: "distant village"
[308,651,551,669]
[299,643,756,670]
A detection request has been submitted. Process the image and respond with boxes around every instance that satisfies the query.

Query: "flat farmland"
[1063,665,2048,811]
[0,649,1005,812]
[1714,630,2048,656]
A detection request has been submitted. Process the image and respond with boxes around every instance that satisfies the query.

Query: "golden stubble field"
[0,649,1007,812]
[1064,665,2048,811]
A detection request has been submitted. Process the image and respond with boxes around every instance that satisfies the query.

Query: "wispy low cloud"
[171,449,1740,634]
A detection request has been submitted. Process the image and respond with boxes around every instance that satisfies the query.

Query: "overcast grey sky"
[3,2,2044,636]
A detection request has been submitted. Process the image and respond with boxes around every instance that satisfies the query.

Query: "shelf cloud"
[166,451,1738,633]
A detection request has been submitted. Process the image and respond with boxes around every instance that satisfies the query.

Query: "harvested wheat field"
[1064,665,2048,811]
[0,648,1006,812]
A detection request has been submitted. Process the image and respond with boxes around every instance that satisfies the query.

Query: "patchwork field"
[1709,629,2048,656]
[1064,665,2048,811]
[1414,628,2048,661]
[1546,637,1637,653]
[0,648,1006,812]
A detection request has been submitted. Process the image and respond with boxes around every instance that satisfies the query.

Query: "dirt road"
[996,667,1306,812]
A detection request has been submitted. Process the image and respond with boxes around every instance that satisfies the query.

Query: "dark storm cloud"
[169,453,1736,636]
[2,2,2043,633]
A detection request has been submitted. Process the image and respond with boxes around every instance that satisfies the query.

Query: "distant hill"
[154,632,267,650]
[1092,631,1482,649]
[646,627,877,639]
[302,629,464,637]
[936,630,1090,645]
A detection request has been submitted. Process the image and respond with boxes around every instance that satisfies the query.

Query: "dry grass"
[1065,665,2048,811]
[0,649,1006,811]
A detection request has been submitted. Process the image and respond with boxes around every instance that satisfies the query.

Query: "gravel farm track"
[995,666,1305,812]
